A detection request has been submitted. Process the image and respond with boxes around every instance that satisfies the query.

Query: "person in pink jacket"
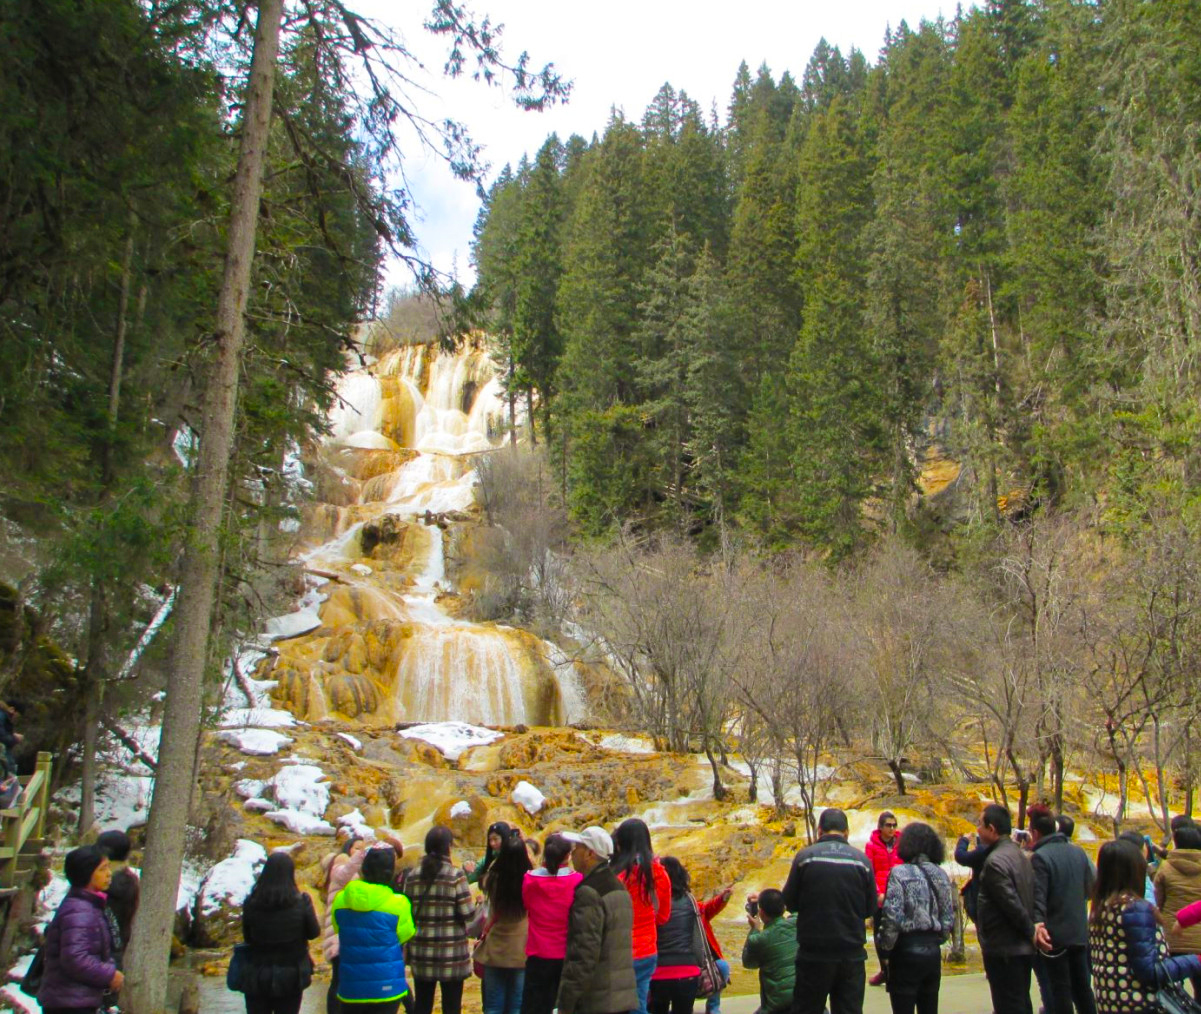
[865,811,903,986]
[520,833,583,1014]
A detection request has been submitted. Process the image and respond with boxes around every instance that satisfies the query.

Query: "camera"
[746,898,758,918]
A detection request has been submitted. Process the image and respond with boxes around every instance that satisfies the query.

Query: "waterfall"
[267,340,579,727]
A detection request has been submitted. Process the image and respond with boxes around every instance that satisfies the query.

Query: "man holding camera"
[742,890,798,1014]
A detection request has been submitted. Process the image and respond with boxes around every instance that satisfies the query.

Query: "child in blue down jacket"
[331,847,415,1013]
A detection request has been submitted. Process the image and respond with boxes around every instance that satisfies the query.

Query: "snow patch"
[351,563,373,576]
[199,840,267,916]
[265,607,322,640]
[259,763,334,835]
[337,809,373,838]
[398,722,504,761]
[220,707,302,729]
[511,781,546,814]
[264,809,335,835]
[338,732,362,751]
[218,729,292,756]
[450,800,472,819]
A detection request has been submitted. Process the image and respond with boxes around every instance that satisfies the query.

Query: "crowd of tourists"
[30,805,1201,1014]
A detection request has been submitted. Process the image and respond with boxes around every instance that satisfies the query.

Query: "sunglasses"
[882,822,898,828]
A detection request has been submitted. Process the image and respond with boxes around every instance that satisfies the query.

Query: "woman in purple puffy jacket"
[38,845,124,1014]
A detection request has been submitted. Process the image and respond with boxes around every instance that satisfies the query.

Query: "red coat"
[865,829,903,896]
[619,859,671,959]
[699,892,729,959]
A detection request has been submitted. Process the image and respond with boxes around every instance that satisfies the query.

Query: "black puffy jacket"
[242,893,320,998]
[655,893,699,969]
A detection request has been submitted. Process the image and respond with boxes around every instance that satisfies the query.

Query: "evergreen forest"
[470,0,1201,558]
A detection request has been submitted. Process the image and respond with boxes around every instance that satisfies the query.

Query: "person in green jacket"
[742,889,798,1014]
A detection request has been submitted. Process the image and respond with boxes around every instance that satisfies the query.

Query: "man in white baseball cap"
[560,827,613,865]
[556,827,637,1014]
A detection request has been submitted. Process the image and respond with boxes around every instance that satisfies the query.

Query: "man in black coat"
[780,808,877,1014]
[1031,810,1096,1014]
[977,804,1039,1014]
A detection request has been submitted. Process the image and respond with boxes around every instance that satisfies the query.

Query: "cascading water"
[263,340,582,727]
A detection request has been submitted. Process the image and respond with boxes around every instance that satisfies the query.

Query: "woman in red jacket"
[613,818,671,1014]
[865,811,902,987]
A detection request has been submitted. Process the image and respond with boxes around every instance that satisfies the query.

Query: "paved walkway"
[720,972,1012,1014]
[186,970,1013,1014]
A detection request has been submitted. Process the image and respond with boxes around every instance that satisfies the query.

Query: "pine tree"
[788,93,880,558]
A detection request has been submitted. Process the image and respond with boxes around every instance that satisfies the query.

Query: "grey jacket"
[1031,833,1094,949]
[979,836,1036,957]
[877,859,955,952]
[558,861,639,1014]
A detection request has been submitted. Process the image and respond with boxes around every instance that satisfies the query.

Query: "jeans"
[706,959,732,1014]
[649,975,700,1014]
[483,966,525,1014]
[633,955,659,1014]
[1042,946,1096,1014]
[792,957,866,1014]
[521,956,564,1014]
[413,977,465,1014]
[983,952,1034,1014]
[886,939,941,1014]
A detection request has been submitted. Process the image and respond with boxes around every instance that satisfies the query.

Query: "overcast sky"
[357,0,958,291]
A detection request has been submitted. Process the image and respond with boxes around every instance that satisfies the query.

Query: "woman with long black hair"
[239,852,321,1014]
[612,818,671,1014]
[476,833,534,1014]
[647,857,701,1014]
[1090,838,1201,1014]
[467,821,513,885]
[402,826,477,1014]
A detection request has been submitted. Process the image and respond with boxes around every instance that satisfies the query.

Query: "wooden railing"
[0,751,52,889]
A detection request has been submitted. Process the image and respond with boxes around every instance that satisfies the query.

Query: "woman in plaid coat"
[402,826,477,1014]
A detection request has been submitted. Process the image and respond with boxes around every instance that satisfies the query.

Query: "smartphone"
[745,898,758,917]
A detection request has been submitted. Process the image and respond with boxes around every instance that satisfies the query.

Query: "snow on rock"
[244,799,273,813]
[450,800,472,819]
[220,707,302,729]
[0,983,36,1013]
[338,732,362,751]
[511,781,546,815]
[398,721,503,761]
[218,729,292,756]
[259,763,334,835]
[337,809,373,838]
[198,840,266,917]
[234,778,267,800]
[265,607,322,640]
[193,840,266,947]
[264,809,335,835]
[351,563,373,576]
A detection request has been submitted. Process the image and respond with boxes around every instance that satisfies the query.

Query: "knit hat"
[64,845,106,888]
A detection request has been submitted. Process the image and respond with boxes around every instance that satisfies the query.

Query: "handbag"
[471,908,496,978]
[18,946,44,997]
[226,942,252,993]
[1158,982,1201,1014]
[688,894,723,999]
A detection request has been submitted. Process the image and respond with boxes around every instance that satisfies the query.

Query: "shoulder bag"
[688,894,723,999]
[226,942,252,993]
[1158,982,1201,1014]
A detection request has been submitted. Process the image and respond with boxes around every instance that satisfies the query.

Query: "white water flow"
[284,342,577,726]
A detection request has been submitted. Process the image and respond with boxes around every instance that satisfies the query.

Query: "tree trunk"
[121,4,283,1010]
[948,888,967,964]
[526,386,536,445]
[78,580,106,835]
[704,741,726,802]
[888,757,907,796]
